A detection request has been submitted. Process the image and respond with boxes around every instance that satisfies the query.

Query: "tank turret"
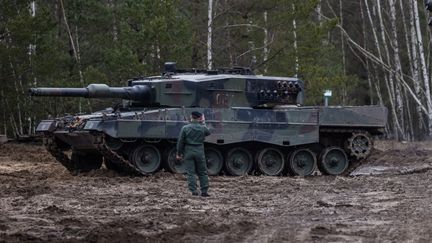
[29,65,304,108]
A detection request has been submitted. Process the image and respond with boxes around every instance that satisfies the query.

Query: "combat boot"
[201,192,210,197]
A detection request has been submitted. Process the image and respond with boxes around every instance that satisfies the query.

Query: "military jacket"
[176,121,211,155]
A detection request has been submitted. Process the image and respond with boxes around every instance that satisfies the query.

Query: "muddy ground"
[0,141,432,242]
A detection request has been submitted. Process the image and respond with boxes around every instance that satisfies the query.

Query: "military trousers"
[184,145,209,193]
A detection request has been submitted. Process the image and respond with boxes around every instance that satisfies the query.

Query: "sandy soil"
[1,141,432,242]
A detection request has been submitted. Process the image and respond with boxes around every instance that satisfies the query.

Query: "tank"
[30,62,387,176]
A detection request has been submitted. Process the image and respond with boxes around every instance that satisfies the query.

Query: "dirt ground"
[1,141,432,242]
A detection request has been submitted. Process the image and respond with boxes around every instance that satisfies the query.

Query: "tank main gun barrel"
[29,84,152,102]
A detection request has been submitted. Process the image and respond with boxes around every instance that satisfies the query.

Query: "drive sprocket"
[346,131,373,159]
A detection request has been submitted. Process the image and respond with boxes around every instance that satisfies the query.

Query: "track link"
[45,135,144,176]
[320,129,374,176]
[97,136,145,176]
[45,138,77,173]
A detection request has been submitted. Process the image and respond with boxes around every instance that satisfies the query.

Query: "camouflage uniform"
[176,119,211,195]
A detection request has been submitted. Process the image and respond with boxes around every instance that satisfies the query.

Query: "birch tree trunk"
[292,3,299,77]
[223,0,234,67]
[339,0,347,105]
[363,0,382,57]
[404,89,414,141]
[109,0,118,42]
[207,0,213,70]
[263,11,269,74]
[247,19,257,67]
[360,0,373,105]
[190,1,200,67]
[363,0,399,139]
[59,0,86,113]
[375,0,403,140]
[407,0,424,131]
[28,1,37,134]
[397,0,417,137]
[388,0,406,140]
[413,0,432,136]
[316,0,322,24]
[74,25,92,112]
[10,62,23,135]
[398,0,413,78]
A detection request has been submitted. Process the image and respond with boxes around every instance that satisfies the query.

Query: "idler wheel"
[346,132,373,159]
[71,151,103,172]
[225,147,253,176]
[257,148,285,176]
[319,147,349,175]
[130,144,161,174]
[288,148,316,176]
[164,147,186,174]
[205,147,224,176]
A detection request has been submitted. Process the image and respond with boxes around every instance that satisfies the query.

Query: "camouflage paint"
[32,71,387,153]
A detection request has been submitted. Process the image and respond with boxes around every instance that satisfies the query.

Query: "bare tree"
[359,0,374,105]
[413,0,432,136]
[388,0,406,139]
[263,11,269,73]
[59,0,87,113]
[292,3,299,77]
[339,0,347,104]
[207,0,214,70]
[406,0,424,131]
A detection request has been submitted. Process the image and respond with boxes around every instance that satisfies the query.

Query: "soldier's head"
[190,111,202,121]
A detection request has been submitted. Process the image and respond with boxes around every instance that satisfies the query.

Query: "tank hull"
[36,105,387,176]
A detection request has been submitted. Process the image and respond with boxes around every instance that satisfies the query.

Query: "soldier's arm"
[176,127,186,155]
[199,114,211,136]
[202,125,211,136]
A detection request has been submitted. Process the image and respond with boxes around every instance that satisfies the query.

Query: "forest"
[1,0,432,141]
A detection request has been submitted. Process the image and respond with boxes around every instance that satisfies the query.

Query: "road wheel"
[163,146,186,174]
[288,148,316,176]
[257,148,284,176]
[319,147,349,175]
[205,147,224,176]
[130,144,161,174]
[225,147,253,176]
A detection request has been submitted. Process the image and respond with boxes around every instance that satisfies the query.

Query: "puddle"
[351,166,395,176]
[351,165,432,176]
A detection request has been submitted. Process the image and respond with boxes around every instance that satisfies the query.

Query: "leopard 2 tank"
[30,62,387,176]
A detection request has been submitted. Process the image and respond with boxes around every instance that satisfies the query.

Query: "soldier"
[176,111,211,197]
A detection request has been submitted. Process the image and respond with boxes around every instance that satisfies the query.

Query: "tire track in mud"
[1,142,432,242]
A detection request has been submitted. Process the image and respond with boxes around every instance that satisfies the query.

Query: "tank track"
[45,127,374,177]
[44,135,144,176]
[320,128,374,176]
[96,137,144,176]
[343,146,374,176]
[45,138,77,173]
[342,157,367,176]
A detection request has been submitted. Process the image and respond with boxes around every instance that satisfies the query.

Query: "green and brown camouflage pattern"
[30,73,304,109]
[31,64,388,176]
[37,105,386,150]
